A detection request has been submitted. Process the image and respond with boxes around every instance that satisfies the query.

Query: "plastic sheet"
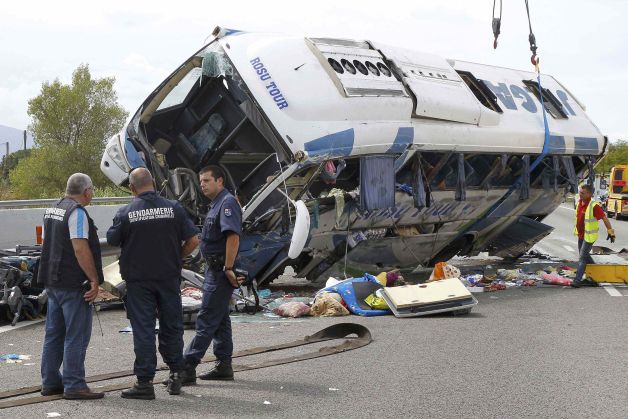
[552,156,560,192]
[455,153,466,201]
[272,302,311,318]
[412,154,428,208]
[360,155,395,210]
[520,155,530,200]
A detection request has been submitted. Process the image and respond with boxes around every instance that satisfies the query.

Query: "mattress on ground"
[383,278,472,309]
[381,278,477,318]
[380,290,477,318]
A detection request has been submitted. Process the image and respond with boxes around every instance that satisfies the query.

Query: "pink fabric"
[323,160,337,184]
[541,273,573,286]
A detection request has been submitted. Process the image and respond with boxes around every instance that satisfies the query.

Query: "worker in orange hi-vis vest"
[572,184,616,288]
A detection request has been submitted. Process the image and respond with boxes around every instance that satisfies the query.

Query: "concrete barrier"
[0,205,124,249]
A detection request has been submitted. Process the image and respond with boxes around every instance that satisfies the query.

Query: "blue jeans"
[125,280,184,382]
[41,288,93,391]
[575,239,595,283]
[183,270,233,368]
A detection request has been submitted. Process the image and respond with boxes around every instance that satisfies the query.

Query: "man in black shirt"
[107,168,199,399]
[39,173,105,400]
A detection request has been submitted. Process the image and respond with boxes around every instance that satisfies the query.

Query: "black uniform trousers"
[183,269,233,368]
[125,279,184,381]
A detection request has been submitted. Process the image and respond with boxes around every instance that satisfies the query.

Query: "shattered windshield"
[157,67,202,110]
[156,43,234,111]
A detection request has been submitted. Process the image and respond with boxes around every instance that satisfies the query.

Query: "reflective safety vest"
[574,199,601,244]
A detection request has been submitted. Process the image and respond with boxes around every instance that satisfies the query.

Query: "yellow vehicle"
[606,164,628,219]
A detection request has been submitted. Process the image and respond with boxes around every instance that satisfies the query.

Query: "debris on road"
[0,255,46,326]
[272,302,311,318]
[0,354,31,364]
[310,293,350,317]
[173,258,612,321]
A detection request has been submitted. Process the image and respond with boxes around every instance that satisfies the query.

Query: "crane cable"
[523,0,551,173]
[492,0,550,173]
[492,0,502,49]
[492,0,539,70]
[525,0,539,69]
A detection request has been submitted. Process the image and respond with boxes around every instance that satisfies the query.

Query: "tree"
[596,140,628,174]
[9,64,128,198]
[0,149,32,198]
[1,149,32,179]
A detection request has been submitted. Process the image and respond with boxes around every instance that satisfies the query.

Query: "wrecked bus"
[101,27,606,284]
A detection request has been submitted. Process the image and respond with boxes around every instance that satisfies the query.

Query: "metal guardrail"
[5,239,121,258]
[0,197,132,209]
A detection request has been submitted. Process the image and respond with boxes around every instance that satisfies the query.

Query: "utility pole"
[23,130,27,151]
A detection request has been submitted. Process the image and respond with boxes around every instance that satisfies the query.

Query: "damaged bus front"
[102,27,605,284]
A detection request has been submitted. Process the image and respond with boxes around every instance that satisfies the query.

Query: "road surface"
[0,283,626,418]
[534,204,628,260]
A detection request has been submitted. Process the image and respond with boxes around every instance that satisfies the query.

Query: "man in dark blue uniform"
[178,165,242,385]
[107,168,199,399]
[39,173,104,400]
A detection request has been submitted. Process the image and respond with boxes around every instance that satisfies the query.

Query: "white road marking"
[559,205,576,212]
[563,245,575,252]
[599,283,623,297]
[0,318,44,334]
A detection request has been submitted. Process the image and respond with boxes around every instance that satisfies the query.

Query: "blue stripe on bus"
[574,137,599,154]
[304,129,355,157]
[548,135,566,154]
[386,127,414,154]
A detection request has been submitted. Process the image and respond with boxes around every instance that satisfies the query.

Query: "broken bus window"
[522,79,568,119]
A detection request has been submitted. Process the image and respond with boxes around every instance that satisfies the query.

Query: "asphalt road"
[1,282,627,418]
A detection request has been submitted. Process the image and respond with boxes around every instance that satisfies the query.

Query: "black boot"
[162,367,196,386]
[121,381,155,400]
[198,362,234,381]
[180,367,197,386]
[167,372,182,395]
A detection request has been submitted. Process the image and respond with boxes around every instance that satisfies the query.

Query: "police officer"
[39,173,105,400]
[178,165,242,385]
[107,168,199,399]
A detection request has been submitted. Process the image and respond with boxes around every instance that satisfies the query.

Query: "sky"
[1,0,627,142]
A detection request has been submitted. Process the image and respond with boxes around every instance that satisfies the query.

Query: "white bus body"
[101,27,605,283]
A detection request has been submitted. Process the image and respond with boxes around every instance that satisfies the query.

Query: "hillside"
[0,125,34,154]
